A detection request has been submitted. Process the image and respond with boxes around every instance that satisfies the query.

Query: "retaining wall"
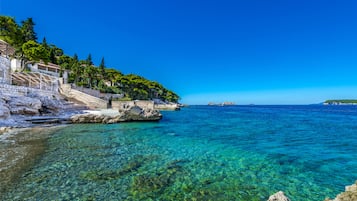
[60,84,108,109]
[0,83,59,98]
[111,100,154,111]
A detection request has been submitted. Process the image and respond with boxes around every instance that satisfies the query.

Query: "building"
[27,62,61,77]
[0,39,15,58]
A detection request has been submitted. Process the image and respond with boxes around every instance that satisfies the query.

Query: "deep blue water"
[3,105,357,200]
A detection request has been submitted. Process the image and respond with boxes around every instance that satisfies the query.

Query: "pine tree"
[42,37,49,50]
[21,18,37,42]
[99,57,106,80]
[86,53,93,65]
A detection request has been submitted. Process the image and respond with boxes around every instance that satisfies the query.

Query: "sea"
[1,105,357,201]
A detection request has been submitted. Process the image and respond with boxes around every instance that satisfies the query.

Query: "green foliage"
[21,18,37,42]
[99,57,106,80]
[86,53,93,65]
[0,16,24,54]
[22,40,49,62]
[114,74,179,102]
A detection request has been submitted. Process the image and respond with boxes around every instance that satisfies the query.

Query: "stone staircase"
[59,83,108,109]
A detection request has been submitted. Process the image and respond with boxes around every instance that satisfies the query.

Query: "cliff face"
[0,90,67,130]
[0,92,63,118]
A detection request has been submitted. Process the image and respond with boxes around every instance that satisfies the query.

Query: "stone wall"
[59,84,108,109]
[0,83,59,98]
[112,100,154,111]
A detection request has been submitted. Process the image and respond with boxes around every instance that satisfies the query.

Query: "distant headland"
[323,100,357,105]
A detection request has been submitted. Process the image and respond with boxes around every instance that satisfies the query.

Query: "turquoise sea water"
[3,105,357,200]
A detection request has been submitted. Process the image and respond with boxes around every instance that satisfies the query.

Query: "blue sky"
[1,0,357,104]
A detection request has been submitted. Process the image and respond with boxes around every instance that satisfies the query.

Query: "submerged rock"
[267,191,291,201]
[325,181,357,201]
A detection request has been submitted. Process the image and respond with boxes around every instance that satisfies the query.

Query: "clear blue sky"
[1,0,357,104]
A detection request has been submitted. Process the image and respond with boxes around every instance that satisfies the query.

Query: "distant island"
[208,102,235,106]
[324,100,357,105]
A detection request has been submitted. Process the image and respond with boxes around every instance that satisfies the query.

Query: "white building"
[27,62,61,77]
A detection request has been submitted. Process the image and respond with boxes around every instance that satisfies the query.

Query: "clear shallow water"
[2,105,357,200]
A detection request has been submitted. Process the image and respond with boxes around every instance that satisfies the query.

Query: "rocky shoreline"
[0,90,163,133]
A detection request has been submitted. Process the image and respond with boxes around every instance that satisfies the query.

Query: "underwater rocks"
[79,155,158,183]
[267,191,291,201]
[325,181,357,201]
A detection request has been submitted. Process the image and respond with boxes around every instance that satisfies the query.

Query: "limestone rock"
[0,102,10,119]
[8,96,42,115]
[119,106,162,121]
[268,191,291,201]
[0,93,11,102]
[325,181,357,201]
[39,97,64,114]
[70,105,162,124]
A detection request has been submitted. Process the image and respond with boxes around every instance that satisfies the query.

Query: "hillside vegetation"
[0,16,179,102]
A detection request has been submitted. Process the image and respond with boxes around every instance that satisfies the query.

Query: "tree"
[99,57,106,80]
[50,45,63,57]
[106,68,122,86]
[42,37,49,50]
[49,48,56,64]
[21,17,37,42]
[22,40,49,62]
[86,53,93,65]
[0,16,24,55]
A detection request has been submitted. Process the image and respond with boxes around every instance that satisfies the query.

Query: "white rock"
[268,191,291,201]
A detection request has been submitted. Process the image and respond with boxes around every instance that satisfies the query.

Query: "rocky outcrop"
[0,94,11,119]
[325,181,357,201]
[267,191,291,201]
[28,93,64,114]
[120,106,162,121]
[70,106,162,124]
[152,99,180,110]
[0,102,10,119]
[8,96,42,115]
[0,89,70,129]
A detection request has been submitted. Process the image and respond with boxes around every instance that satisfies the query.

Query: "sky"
[1,0,357,104]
